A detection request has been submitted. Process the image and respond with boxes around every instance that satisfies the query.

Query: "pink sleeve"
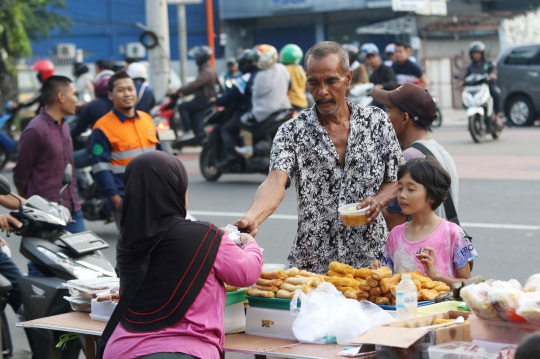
[213,234,263,287]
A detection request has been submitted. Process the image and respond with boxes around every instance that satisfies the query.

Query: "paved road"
[2,112,539,358]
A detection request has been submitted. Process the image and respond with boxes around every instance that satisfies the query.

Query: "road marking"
[188,210,540,230]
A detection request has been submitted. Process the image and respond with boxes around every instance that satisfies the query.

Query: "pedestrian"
[101,151,262,359]
[392,42,428,88]
[72,62,94,103]
[223,58,242,82]
[360,43,397,109]
[370,158,477,286]
[95,59,112,75]
[126,62,155,113]
[371,83,459,231]
[90,71,161,229]
[384,44,395,67]
[235,41,404,273]
[280,44,309,111]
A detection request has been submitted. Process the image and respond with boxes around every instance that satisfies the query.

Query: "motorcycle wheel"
[431,108,443,128]
[491,119,504,140]
[468,114,486,143]
[0,143,10,171]
[200,146,222,182]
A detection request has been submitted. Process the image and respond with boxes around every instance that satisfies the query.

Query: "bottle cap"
[402,274,411,280]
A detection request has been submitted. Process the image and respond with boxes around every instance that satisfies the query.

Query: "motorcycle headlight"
[37,247,103,280]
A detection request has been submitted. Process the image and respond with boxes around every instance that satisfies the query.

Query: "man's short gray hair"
[304,41,349,75]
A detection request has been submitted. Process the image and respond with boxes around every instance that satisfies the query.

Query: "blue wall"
[30,0,222,62]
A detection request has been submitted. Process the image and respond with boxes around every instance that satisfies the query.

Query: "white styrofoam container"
[224,302,246,334]
[90,298,117,321]
[245,306,297,340]
[428,341,516,359]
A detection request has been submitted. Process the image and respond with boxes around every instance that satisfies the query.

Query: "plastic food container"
[428,341,517,359]
[64,296,92,312]
[417,301,468,316]
[247,296,301,310]
[338,203,370,226]
[469,314,540,344]
[90,298,117,321]
[64,277,119,299]
[262,264,286,272]
[245,306,297,340]
[226,289,246,306]
[224,302,246,334]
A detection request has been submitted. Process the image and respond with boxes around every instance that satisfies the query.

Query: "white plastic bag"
[524,273,540,292]
[290,282,394,345]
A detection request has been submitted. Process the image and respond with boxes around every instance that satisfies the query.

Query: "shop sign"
[270,0,313,10]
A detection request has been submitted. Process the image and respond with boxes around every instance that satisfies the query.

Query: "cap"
[372,83,437,127]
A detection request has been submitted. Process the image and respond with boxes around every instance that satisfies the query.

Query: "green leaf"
[56,332,82,350]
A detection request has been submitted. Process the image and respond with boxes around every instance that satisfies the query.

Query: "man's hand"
[234,215,259,237]
[111,195,122,211]
[358,196,385,225]
[0,214,22,233]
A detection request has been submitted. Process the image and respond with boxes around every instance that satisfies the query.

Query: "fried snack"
[376,297,390,305]
[225,284,240,292]
[329,261,355,275]
[260,270,288,280]
[298,270,319,277]
[285,276,314,285]
[366,277,379,288]
[246,288,275,298]
[370,287,382,296]
[306,277,322,287]
[434,283,450,292]
[371,267,392,280]
[415,276,431,285]
[422,281,438,290]
[328,270,354,278]
[412,279,422,292]
[254,285,279,293]
[355,268,372,279]
[419,289,439,301]
[370,295,380,303]
[359,283,372,292]
[286,267,300,277]
[326,276,359,288]
[344,291,358,300]
[432,318,455,325]
[391,298,397,306]
[356,290,370,299]
[276,290,295,299]
[380,277,400,294]
[257,278,284,287]
[280,283,302,292]
[384,292,394,300]
[337,286,356,293]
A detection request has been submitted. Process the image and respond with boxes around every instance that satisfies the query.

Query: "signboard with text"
[270,0,313,11]
[392,0,446,16]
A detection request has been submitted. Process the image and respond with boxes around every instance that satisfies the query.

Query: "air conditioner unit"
[56,43,77,59]
[126,43,146,59]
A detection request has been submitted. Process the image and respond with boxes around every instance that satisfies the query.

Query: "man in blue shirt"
[392,42,428,88]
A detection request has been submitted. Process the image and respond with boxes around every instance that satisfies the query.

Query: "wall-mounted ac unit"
[56,43,77,59]
[126,42,146,59]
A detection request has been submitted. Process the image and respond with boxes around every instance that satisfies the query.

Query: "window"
[504,46,540,65]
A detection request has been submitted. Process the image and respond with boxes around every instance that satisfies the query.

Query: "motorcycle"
[0,166,116,359]
[432,95,443,128]
[199,107,295,182]
[0,100,19,171]
[461,73,503,143]
[348,83,374,106]
[150,95,178,154]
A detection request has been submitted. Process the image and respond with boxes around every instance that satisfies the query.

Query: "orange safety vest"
[93,110,159,174]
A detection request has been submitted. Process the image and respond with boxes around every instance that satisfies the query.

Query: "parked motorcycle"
[0,167,116,359]
[461,73,503,143]
[199,107,295,182]
[0,100,19,171]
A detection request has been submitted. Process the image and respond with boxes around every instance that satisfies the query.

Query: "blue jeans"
[28,209,86,277]
[0,252,23,312]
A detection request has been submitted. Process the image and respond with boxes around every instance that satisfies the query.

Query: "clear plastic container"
[64,296,92,312]
[64,277,119,299]
[428,341,504,359]
[224,302,246,334]
[90,298,117,321]
[396,274,418,320]
[469,314,540,344]
[338,203,370,226]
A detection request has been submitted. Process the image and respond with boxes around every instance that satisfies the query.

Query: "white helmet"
[127,62,148,80]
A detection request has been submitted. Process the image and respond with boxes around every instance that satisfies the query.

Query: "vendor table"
[17,312,373,359]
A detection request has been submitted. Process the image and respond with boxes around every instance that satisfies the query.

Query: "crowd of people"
[0,38,522,359]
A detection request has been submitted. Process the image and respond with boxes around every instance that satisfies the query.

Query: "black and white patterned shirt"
[270,100,404,273]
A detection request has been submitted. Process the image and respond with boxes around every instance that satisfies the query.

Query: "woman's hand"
[239,233,256,249]
[417,247,440,281]
[369,259,381,270]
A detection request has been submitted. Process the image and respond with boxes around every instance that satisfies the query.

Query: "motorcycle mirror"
[0,176,11,195]
[62,164,73,186]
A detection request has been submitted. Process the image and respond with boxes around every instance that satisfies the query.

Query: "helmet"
[188,45,212,66]
[279,44,303,65]
[226,58,238,67]
[92,70,114,97]
[360,43,380,56]
[127,62,148,80]
[33,60,55,82]
[385,44,396,54]
[237,49,257,74]
[253,44,278,70]
[469,41,486,60]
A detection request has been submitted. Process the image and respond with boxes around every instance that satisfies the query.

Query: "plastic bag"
[290,282,394,345]
[461,282,500,319]
[516,292,540,325]
[488,283,526,322]
[524,273,540,292]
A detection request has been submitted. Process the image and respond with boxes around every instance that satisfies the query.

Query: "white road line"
[188,210,540,230]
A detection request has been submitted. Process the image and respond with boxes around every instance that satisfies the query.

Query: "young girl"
[371,157,477,285]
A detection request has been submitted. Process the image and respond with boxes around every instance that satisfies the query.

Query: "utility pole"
[145,0,170,102]
[206,0,216,68]
[171,0,202,85]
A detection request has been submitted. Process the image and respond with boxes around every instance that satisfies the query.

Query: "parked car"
[497,44,540,126]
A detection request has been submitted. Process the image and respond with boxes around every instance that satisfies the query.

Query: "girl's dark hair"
[397,157,451,210]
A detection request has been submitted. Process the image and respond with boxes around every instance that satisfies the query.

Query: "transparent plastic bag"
[524,273,540,292]
[516,292,540,325]
[461,282,500,319]
[487,283,526,322]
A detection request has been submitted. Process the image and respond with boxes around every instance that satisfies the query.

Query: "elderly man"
[236,41,404,273]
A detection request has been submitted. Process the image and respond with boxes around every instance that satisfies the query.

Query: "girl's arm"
[418,246,472,286]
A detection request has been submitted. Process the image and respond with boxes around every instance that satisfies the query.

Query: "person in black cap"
[372,83,459,231]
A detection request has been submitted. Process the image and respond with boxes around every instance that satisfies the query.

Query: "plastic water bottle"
[396,274,418,320]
